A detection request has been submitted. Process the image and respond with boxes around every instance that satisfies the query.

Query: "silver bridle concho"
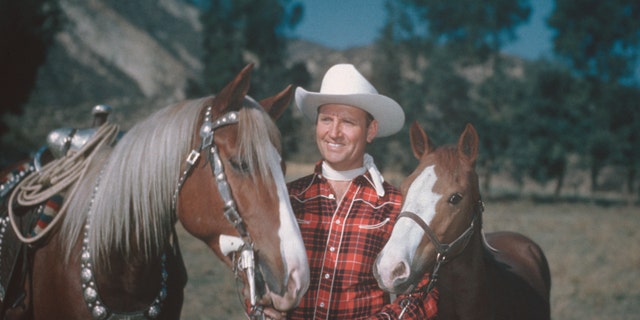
[171,103,263,319]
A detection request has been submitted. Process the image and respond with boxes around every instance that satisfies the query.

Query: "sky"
[291,0,554,60]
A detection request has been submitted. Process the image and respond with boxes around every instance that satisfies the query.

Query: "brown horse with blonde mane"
[0,65,309,319]
[374,122,550,319]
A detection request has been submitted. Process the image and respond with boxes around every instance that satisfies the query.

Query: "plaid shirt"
[287,162,438,320]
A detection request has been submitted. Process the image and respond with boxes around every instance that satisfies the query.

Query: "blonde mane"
[62,96,281,267]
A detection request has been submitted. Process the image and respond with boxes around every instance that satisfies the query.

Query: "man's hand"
[262,307,287,320]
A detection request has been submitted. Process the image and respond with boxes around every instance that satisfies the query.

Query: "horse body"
[374,123,550,320]
[0,64,309,319]
[27,225,184,319]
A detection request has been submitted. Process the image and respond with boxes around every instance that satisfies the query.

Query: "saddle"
[0,161,41,318]
[0,105,119,318]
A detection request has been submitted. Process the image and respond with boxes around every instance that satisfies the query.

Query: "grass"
[482,201,640,320]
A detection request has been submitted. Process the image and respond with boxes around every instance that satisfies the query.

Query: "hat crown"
[320,64,379,95]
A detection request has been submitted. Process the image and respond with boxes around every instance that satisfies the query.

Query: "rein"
[7,123,120,244]
[395,200,484,318]
[171,104,263,319]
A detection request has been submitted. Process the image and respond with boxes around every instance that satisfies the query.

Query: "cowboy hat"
[295,64,405,137]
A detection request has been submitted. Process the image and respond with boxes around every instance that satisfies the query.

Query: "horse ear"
[259,85,293,120]
[409,121,430,159]
[212,64,254,113]
[458,123,479,164]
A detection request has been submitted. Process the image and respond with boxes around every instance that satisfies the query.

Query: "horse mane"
[62,96,281,267]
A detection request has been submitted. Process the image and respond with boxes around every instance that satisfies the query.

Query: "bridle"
[171,102,264,319]
[395,199,484,317]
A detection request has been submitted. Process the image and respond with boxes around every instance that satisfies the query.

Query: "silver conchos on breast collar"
[172,104,263,319]
[81,169,168,320]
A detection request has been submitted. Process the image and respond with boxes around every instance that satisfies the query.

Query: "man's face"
[315,104,378,171]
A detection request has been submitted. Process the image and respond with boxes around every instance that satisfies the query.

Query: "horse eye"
[229,158,250,173]
[448,193,463,204]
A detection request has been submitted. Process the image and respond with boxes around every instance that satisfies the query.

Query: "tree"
[388,0,531,194]
[200,0,304,95]
[369,0,421,173]
[599,83,640,201]
[510,60,590,198]
[400,0,531,62]
[548,0,640,193]
[199,0,306,154]
[0,0,63,137]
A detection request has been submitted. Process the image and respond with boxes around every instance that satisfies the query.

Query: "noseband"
[397,199,484,296]
[171,103,263,319]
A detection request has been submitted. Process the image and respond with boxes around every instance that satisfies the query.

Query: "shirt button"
[328,193,335,199]
[329,246,335,252]
[324,273,330,279]
[319,302,325,308]
[335,219,340,225]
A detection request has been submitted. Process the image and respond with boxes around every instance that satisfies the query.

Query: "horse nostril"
[391,261,409,281]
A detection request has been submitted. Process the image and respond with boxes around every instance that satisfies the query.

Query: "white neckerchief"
[321,153,385,197]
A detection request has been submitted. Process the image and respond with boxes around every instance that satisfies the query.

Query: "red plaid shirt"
[287,162,438,320]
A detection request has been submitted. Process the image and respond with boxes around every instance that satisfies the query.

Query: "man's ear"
[366,119,378,143]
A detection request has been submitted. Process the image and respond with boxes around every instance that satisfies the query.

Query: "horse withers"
[0,64,309,319]
[373,123,551,319]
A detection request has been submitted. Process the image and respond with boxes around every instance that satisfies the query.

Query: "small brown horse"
[0,64,309,319]
[374,123,550,319]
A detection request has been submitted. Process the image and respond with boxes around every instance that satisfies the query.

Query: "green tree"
[369,0,421,173]
[400,0,531,62]
[510,60,590,198]
[548,0,640,193]
[384,0,531,193]
[199,0,306,154]
[599,83,640,201]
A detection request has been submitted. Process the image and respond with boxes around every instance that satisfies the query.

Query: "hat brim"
[295,87,405,137]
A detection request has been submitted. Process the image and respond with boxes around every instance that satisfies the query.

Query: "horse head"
[177,65,309,312]
[374,122,481,294]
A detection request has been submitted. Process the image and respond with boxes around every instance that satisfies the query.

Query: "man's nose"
[328,123,341,138]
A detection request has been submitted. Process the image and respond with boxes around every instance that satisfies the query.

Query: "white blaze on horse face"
[377,165,441,288]
[266,143,310,309]
[402,165,441,228]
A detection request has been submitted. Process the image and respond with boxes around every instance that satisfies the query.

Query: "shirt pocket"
[358,217,390,230]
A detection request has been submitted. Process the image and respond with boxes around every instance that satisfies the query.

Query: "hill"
[1,0,370,165]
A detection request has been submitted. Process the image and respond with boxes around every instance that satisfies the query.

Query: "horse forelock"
[62,98,203,266]
[236,103,282,190]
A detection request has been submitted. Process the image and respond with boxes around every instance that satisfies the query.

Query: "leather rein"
[171,104,263,319]
[397,199,484,297]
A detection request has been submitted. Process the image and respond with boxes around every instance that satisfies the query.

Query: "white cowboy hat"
[295,64,405,137]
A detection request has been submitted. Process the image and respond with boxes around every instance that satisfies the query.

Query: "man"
[282,64,437,319]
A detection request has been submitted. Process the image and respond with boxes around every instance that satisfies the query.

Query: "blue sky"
[291,0,554,60]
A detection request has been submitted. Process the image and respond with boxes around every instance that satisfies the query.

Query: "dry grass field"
[177,164,640,320]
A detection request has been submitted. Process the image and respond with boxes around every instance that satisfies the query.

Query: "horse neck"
[437,216,493,319]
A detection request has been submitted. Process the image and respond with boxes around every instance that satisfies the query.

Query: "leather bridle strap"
[396,200,484,298]
[171,106,246,237]
[397,210,477,259]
